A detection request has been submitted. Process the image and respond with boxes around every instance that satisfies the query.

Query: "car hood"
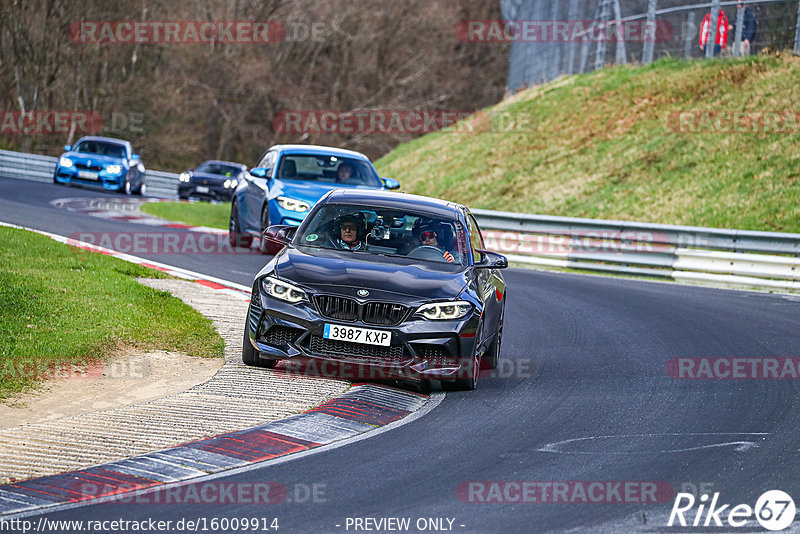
[271,246,470,302]
[64,152,126,166]
[274,180,381,207]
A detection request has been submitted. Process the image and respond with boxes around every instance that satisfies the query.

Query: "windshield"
[74,141,127,158]
[196,162,241,176]
[275,155,381,187]
[296,203,469,265]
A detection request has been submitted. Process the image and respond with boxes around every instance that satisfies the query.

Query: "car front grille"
[414,344,451,360]
[314,295,410,326]
[308,335,407,365]
[260,326,303,347]
[75,163,104,171]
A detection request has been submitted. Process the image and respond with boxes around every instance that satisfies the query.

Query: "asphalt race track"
[3,176,800,533]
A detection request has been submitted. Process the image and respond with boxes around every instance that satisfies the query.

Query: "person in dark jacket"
[729,2,758,56]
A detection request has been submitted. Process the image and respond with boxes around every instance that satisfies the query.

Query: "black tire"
[482,300,505,370]
[229,199,253,248]
[121,174,132,195]
[135,177,147,196]
[242,326,276,368]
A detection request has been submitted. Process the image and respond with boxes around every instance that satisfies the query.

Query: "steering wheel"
[407,245,446,261]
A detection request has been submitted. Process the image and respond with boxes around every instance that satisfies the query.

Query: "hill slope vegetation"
[376,54,800,233]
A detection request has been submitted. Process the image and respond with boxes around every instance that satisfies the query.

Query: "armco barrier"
[0,147,178,199]
[1,147,798,291]
[472,209,800,291]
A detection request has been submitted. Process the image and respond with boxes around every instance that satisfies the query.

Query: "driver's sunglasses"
[341,224,358,232]
[420,231,436,241]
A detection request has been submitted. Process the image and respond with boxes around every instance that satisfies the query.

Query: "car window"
[196,163,240,176]
[275,155,381,187]
[296,203,467,266]
[75,141,126,158]
[257,151,277,170]
[466,213,485,264]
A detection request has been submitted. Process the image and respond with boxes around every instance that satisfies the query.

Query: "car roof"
[74,136,131,148]
[270,144,370,161]
[322,190,464,219]
[199,160,247,168]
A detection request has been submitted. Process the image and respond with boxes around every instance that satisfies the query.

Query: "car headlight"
[106,165,123,174]
[416,301,472,320]
[223,179,238,189]
[59,157,74,168]
[261,276,307,304]
[179,172,191,183]
[277,196,310,212]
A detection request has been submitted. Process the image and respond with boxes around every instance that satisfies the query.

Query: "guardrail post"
[612,0,627,64]
[705,0,721,58]
[733,5,744,57]
[567,0,579,74]
[642,0,657,64]
[795,0,800,55]
[594,0,611,71]
[684,11,696,59]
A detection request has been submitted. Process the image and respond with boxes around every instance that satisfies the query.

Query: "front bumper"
[246,289,480,382]
[179,183,235,201]
[55,166,126,190]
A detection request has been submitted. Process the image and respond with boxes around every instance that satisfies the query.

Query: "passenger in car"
[414,221,458,263]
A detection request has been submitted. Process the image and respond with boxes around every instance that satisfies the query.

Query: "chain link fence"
[502,0,800,91]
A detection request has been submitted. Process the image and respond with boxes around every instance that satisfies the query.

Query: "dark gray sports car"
[242,189,507,390]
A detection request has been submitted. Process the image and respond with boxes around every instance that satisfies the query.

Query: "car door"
[466,210,505,349]
[244,150,277,232]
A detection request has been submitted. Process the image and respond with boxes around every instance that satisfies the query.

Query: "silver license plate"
[196,186,209,193]
[323,324,391,346]
[78,170,98,180]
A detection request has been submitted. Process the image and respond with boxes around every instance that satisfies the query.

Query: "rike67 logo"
[669,490,795,531]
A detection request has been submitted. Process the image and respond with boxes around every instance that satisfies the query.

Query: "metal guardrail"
[473,208,800,291]
[0,148,179,199]
[1,147,798,291]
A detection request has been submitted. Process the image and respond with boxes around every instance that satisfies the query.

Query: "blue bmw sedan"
[53,136,146,195]
[228,144,400,254]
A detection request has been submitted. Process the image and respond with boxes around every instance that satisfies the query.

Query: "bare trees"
[0,0,508,168]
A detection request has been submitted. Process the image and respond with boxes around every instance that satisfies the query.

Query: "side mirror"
[475,250,508,269]
[131,153,140,160]
[63,145,72,152]
[249,167,270,179]
[381,177,401,190]
[263,224,297,248]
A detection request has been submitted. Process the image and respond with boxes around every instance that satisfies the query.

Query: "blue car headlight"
[277,196,310,212]
[59,157,74,168]
[106,165,123,174]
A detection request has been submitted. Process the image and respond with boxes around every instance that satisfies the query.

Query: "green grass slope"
[375,54,800,233]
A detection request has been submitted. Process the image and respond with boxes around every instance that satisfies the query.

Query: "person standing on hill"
[729,2,758,56]
[700,9,729,57]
